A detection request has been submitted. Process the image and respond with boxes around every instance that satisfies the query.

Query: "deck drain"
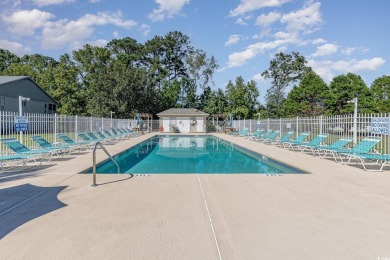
[134,174,151,177]
[265,174,282,176]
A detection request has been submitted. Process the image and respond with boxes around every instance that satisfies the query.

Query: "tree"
[185,49,218,109]
[106,37,143,68]
[203,88,228,114]
[51,54,86,115]
[1,63,36,78]
[282,71,329,117]
[163,31,192,80]
[261,52,311,118]
[161,79,181,110]
[326,73,376,115]
[226,76,259,119]
[0,49,19,73]
[371,75,390,113]
[0,31,219,117]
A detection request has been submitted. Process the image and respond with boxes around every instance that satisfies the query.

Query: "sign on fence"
[14,116,29,132]
[371,117,390,135]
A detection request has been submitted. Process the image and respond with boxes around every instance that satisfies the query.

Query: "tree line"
[1,31,389,119]
[261,52,390,118]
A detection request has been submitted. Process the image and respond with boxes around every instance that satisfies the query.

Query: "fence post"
[101,117,104,131]
[75,115,78,141]
[267,118,270,130]
[296,116,299,136]
[90,116,93,132]
[54,113,58,142]
[280,118,282,133]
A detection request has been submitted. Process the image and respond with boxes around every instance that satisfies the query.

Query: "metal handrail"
[92,141,120,187]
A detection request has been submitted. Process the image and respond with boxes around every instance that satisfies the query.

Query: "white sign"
[286,123,291,129]
[14,116,29,124]
[371,117,390,135]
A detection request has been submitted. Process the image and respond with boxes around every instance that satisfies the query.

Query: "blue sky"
[1,0,389,100]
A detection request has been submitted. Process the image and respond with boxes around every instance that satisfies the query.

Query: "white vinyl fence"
[0,112,138,155]
[1,111,389,155]
[229,114,390,154]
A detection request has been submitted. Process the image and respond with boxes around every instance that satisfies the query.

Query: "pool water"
[87,135,304,174]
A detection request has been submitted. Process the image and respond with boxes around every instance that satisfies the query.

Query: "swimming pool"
[86,135,304,174]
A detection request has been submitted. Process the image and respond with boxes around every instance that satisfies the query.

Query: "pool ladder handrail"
[92,141,120,187]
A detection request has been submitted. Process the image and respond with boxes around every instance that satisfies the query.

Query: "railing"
[1,111,389,154]
[228,114,390,154]
[92,142,120,187]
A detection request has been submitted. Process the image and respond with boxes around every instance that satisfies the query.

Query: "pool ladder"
[92,142,120,187]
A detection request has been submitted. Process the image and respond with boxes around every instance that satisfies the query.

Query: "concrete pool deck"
[1,133,390,259]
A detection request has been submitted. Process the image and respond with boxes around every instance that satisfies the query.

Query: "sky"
[1,0,389,100]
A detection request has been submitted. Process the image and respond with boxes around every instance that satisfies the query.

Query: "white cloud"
[32,0,75,6]
[255,11,281,37]
[252,73,266,83]
[341,47,356,56]
[0,39,31,55]
[2,9,54,36]
[40,11,137,49]
[341,47,369,56]
[113,31,119,38]
[225,35,241,46]
[312,43,338,57]
[148,0,190,22]
[89,39,107,47]
[280,1,322,34]
[353,57,385,71]
[311,38,326,45]
[256,11,281,27]
[308,57,386,82]
[140,24,151,36]
[230,0,292,17]
[235,17,247,25]
[226,39,286,68]
[274,30,296,41]
[1,0,21,8]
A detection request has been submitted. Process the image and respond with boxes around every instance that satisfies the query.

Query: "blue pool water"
[86,135,304,174]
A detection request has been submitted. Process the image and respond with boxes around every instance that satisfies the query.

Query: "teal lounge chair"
[104,130,123,140]
[327,137,381,163]
[262,130,280,144]
[58,134,90,150]
[316,138,353,158]
[249,129,264,141]
[30,135,74,155]
[294,133,329,153]
[95,131,117,143]
[254,129,273,142]
[239,128,250,137]
[112,128,131,138]
[0,154,30,170]
[280,132,310,148]
[0,138,54,162]
[78,133,96,143]
[272,131,294,145]
[86,131,111,144]
[339,152,390,171]
[230,128,248,136]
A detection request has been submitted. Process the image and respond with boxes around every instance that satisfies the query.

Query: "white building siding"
[196,117,204,132]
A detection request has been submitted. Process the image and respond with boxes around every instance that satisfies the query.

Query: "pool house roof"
[157,108,209,117]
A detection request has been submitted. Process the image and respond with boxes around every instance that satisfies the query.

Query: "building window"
[48,104,56,114]
[44,104,48,113]
[22,100,27,106]
[0,96,5,111]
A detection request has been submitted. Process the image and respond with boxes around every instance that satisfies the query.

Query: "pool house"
[157,108,209,133]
